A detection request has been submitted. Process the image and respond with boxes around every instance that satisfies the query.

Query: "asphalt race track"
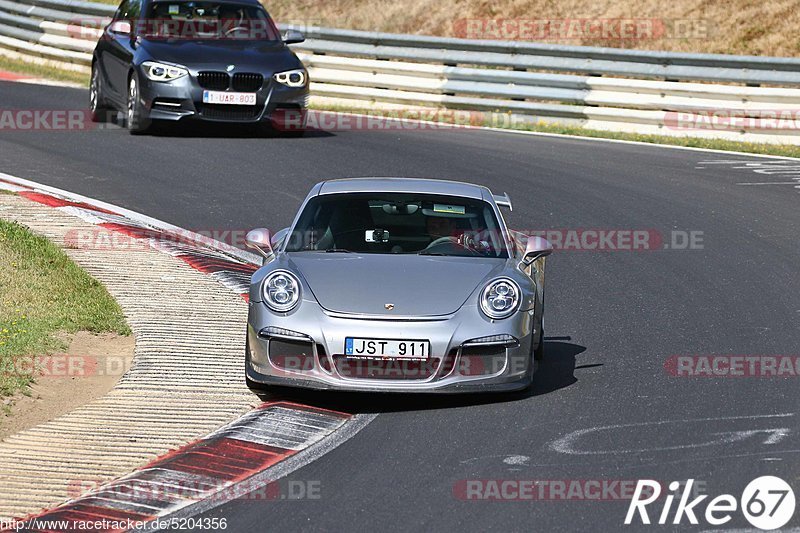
[2,80,799,531]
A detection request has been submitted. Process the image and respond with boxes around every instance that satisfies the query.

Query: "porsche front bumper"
[245,300,539,393]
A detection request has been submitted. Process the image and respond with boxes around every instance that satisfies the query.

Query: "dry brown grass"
[265,0,800,56]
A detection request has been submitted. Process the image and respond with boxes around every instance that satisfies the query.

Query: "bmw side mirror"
[109,20,131,35]
[282,30,305,45]
[245,228,273,260]
[521,236,553,266]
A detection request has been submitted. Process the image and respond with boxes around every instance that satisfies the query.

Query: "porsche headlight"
[142,61,188,82]
[262,270,301,312]
[479,278,521,320]
[273,69,307,88]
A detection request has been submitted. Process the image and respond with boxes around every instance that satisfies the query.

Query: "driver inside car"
[218,6,246,37]
[426,215,458,240]
[425,214,494,254]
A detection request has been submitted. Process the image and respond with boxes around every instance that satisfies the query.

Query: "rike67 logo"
[625,477,796,530]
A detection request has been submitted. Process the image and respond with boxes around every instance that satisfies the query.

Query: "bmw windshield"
[139,1,281,41]
[284,193,510,258]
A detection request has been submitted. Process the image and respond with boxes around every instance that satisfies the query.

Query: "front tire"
[245,373,264,391]
[245,341,266,391]
[534,326,544,361]
[126,74,151,134]
[89,64,112,123]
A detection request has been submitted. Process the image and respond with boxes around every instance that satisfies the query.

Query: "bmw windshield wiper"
[418,251,447,256]
[325,248,353,253]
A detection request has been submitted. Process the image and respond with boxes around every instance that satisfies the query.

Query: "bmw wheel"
[126,74,151,134]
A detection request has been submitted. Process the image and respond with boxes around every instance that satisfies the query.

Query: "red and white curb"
[7,402,356,532]
[0,70,28,82]
[0,172,260,298]
[0,173,375,531]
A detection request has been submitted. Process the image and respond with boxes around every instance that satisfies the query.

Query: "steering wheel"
[426,236,458,248]
[422,235,479,254]
[224,26,248,36]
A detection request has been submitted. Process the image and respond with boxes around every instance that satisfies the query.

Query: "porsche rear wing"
[493,192,513,211]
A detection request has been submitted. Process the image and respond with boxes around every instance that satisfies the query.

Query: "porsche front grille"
[332,356,442,380]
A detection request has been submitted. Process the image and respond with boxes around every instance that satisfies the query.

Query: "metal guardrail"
[292,25,800,86]
[1,0,799,143]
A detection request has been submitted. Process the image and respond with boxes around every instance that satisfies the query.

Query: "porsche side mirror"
[109,20,131,35]
[521,236,553,265]
[245,228,273,259]
[282,30,305,44]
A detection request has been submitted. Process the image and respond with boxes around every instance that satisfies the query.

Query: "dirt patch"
[0,331,135,441]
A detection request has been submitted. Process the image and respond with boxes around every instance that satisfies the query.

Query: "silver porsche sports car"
[244,178,553,392]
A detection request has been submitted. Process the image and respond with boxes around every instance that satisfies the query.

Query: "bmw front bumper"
[137,70,309,127]
[245,300,539,393]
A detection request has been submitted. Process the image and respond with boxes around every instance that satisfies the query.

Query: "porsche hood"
[289,254,506,317]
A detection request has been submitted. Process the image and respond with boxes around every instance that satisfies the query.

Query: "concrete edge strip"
[0,70,798,162]
[0,173,371,530]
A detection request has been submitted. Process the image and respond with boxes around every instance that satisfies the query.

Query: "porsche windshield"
[284,193,510,258]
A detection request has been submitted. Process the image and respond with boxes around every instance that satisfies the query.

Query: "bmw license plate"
[202,91,256,105]
[345,338,430,359]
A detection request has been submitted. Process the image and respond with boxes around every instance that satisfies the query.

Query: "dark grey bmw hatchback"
[90,0,309,134]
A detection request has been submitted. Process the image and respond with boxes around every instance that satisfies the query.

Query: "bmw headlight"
[142,61,188,82]
[262,270,301,312]
[479,278,521,320]
[273,69,307,88]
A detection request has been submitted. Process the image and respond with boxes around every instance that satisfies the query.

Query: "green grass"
[0,218,130,398]
[313,103,800,159]
[0,56,89,86]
